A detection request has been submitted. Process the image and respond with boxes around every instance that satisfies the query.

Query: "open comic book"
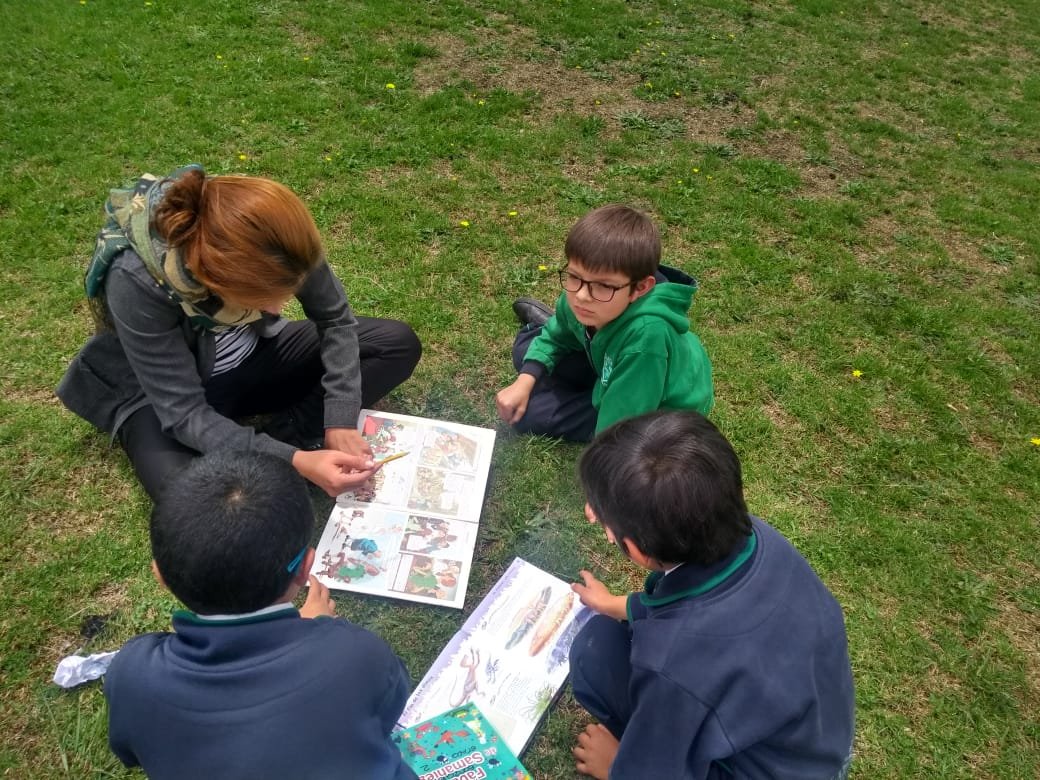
[399,558,593,755]
[310,411,496,609]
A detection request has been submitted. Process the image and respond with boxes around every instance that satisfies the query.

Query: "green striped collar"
[638,531,757,609]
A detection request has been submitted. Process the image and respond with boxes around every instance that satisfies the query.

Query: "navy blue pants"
[568,614,633,740]
[510,324,598,442]
[119,317,420,501]
[571,616,736,779]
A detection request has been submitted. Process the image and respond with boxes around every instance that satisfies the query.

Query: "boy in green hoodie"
[496,204,713,441]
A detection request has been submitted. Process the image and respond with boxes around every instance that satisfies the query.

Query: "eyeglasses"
[558,269,633,302]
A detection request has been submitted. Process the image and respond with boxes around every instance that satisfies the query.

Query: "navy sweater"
[104,606,417,780]
[614,517,855,779]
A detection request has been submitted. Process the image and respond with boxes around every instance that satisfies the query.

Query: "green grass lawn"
[1,0,1038,777]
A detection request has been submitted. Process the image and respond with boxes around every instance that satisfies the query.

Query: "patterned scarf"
[85,164,262,332]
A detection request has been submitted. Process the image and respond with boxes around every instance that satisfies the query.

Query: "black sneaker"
[512,297,552,327]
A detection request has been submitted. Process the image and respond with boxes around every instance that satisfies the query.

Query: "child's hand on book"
[300,576,337,618]
[571,570,628,620]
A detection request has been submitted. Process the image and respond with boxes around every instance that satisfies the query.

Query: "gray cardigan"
[57,249,362,462]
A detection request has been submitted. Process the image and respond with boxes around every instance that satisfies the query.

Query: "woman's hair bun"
[153,168,207,247]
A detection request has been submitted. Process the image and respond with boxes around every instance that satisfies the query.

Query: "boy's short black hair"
[579,410,751,566]
[564,204,661,281]
[150,452,313,614]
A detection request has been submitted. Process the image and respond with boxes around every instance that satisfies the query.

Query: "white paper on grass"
[53,650,118,688]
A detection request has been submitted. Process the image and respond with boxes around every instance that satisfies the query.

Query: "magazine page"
[399,558,593,754]
[310,411,496,609]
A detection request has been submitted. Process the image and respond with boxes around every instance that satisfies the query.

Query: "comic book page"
[310,411,496,609]
[399,559,593,755]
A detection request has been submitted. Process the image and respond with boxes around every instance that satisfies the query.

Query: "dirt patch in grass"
[13,465,134,559]
[992,599,1040,705]
[941,228,1010,276]
[411,25,757,146]
[282,21,325,53]
[1009,377,1039,407]
[4,384,63,406]
[967,430,1002,458]
[762,396,802,433]
[871,404,916,435]
[746,128,860,197]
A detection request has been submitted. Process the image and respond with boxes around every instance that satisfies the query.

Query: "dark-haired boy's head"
[564,204,661,281]
[150,452,313,614]
[579,410,751,567]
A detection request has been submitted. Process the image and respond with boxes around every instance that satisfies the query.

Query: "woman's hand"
[495,374,536,424]
[292,448,379,497]
[324,427,373,458]
[571,570,628,620]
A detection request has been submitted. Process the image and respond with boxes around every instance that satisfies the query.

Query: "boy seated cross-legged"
[103,451,418,780]
[496,204,713,442]
[569,411,855,780]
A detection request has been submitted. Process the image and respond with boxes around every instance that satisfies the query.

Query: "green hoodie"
[523,267,714,433]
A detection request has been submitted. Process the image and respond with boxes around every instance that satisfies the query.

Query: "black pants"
[569,614,633,740]
[118,317,420,502]
[510,324,598,442]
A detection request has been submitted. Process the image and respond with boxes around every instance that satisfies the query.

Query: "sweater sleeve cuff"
[254,434,299,462]
[520,360,546,380]
[626,593,648,623]
[323,397,362,430]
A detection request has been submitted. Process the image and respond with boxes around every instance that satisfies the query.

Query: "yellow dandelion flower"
[303,56,311,61]
[1031,437,1040,447]
[324,155,332,162]
[692,168,700,173]
[645,81,653,88]
[851,369,863,378]
[216,54,223,60]
[508,210,518,217]
[478,99,485,105]
[238,153,247,161]
[385,83,395,90]
[538,264,548,272]
[458,220,470,228]
[595,100,601,105]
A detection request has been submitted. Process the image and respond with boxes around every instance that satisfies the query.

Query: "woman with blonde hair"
[58,165,420,500]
